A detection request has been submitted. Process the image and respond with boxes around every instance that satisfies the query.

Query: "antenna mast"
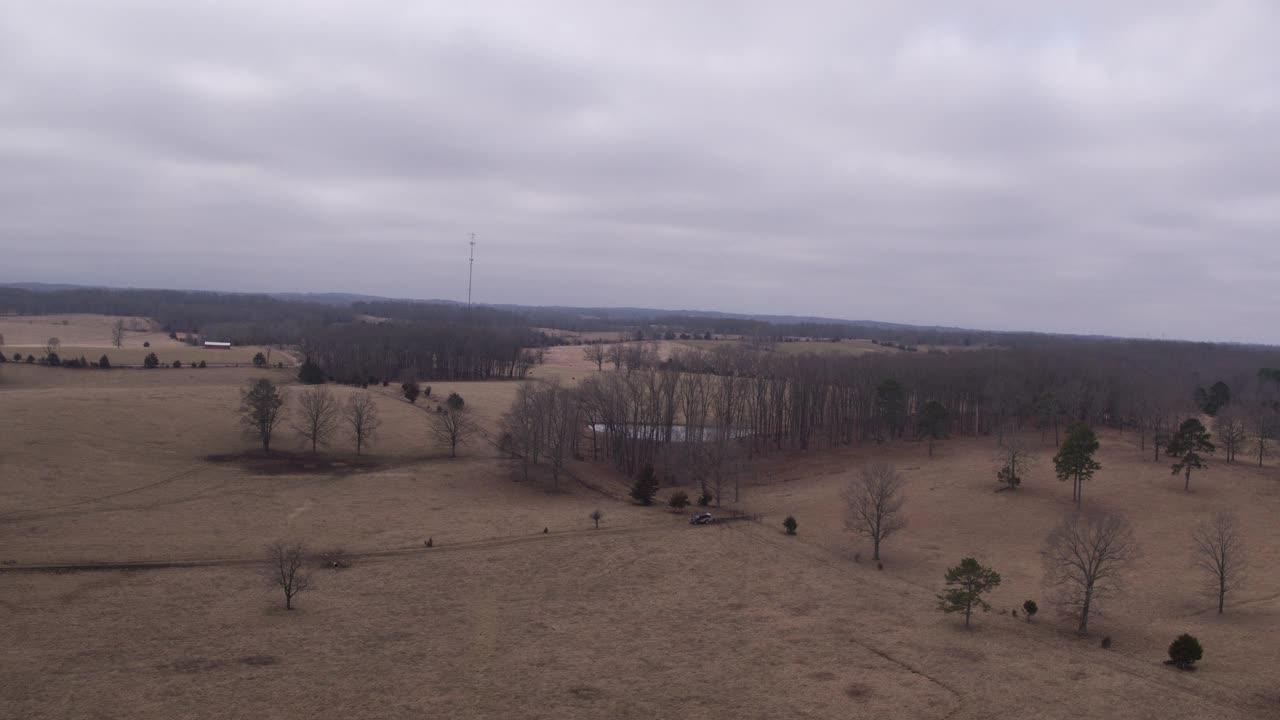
[467,233,476,308]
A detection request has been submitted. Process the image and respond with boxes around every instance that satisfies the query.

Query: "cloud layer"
[2,1,1278,342]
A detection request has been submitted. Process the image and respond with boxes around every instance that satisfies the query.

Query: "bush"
[1168,634,1202,670]
[697,492,713,507]
[143,341,150,347]
[401,382,421,403]
[143,352,160,369]
[423,385,432,399]
[172,360,182,368]
[446,392,465,411]
[98,354,110,368]
[253,352,267,367]
[198,360,207,368]
[783,516,798,535]
[1101,636,1112,650]
[46,352,61,366]
[630,464,658,505]
[1022,600,1038,622]
[668,491,689,510]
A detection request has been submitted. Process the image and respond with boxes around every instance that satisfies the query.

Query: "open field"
[0,313,292,366]
[2,340,1279,718]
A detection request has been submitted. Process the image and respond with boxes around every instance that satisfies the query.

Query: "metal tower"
[467,233,476,308]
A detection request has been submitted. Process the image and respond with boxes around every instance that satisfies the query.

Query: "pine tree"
[937,557,1002,628]
[1053,423,1101,508]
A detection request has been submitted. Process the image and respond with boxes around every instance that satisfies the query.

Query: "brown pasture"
[1,326,1278,719]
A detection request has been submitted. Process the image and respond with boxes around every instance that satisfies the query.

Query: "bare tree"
[430,405,477,458]
[543,384,581,489]
[44,336,60,358]
[1192,511,1246,615]
[293,386,340,454]
[111,319,126,348]
[843,462,907,562]
[267,541,311,610]
[1042,512,1139,635]
[605,344,624,371]
[590,509,603,529]
[240,378,287,452]
[344,392,382,455]
[500,382,545,480]
[583,344,605,371]
[1214,411,1247,463]
[995,432,1035,491]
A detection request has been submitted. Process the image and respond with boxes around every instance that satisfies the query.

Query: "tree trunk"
[1184,466,1191,491]
[1078,586,1093,635]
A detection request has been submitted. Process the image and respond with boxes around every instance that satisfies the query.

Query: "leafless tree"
[293,386,340,454]
[344,392,382,455]
[240,378,287,452]
[1214,411,1247,463]
[500,382,545,480]
[843,462,907,562]
[543,383,581,490]
[605,344,624,371]
[1042,512,1139,635]
[1193,511,1246,615]
[590,509,603,529]
[111,319,126,348]
[267,541,311,610]
[994,431,1036,491]
[44,336,60,358]
[583,344,605,371]
[430,405,477,458]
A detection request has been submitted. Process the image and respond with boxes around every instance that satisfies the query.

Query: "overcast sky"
[2,2,1277,342]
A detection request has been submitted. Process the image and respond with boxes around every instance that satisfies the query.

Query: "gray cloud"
[2,1,1278,342]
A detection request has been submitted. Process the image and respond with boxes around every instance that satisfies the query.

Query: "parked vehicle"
[689,512,714,525]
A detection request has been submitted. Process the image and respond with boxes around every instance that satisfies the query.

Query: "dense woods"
[556,340,1280,488]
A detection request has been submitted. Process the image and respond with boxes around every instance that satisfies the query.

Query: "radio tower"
[466,233,476,308]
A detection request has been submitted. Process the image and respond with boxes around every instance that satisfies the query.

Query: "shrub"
[1022,600,1038,622]
[1167,634,1202,670]
[143,352,160,369]
[783,516,798,535]
[46,352,61,366]
[98,354,110,368]
[446,392,465,411]
[668,491,689,510]
[143,341,150,347]
[172,360,182,368]
[26,354,35,363]
[253,352,267,367]
[630,464,658,505]
[697,492,713,507]
[1101,636,1112,650]
[198,360,207,368]
[401,382,420,403]
[423,385,432,399]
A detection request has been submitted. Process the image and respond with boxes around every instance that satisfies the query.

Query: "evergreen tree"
[1053,423,1101,508]
[401,382,420,403]
[143,352,159,369]
[297,356,325,384]
[1167,418,1214,491]
[917,400,949,456]
[630,463,658,505]
[937,557,1002,628]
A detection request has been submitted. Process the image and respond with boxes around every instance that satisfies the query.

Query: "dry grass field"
[2,317,1278,719]
[0,313,290,366]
